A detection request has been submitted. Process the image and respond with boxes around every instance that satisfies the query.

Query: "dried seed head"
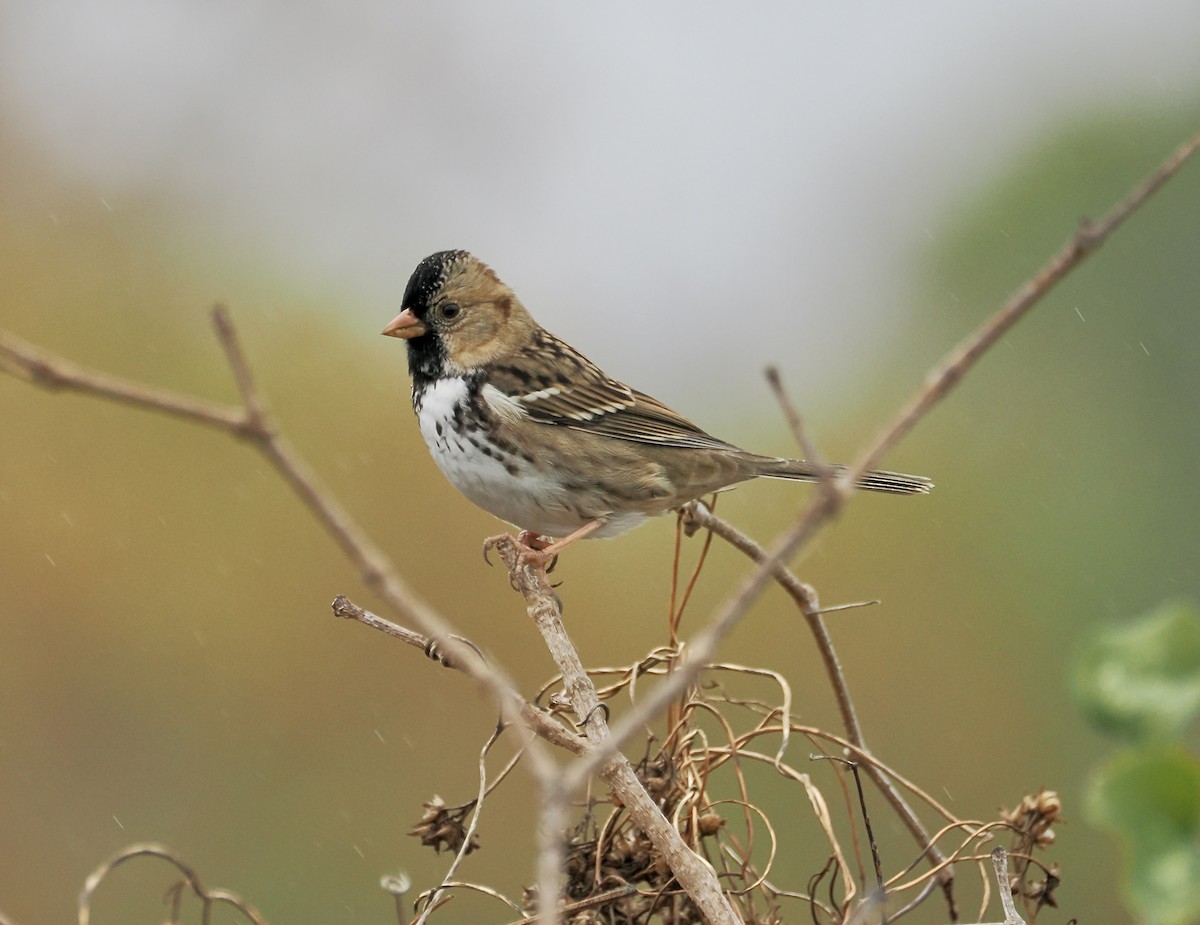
[408,795,480,855]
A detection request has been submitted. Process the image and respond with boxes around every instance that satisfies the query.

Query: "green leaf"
[1087,747,1200,925]
[1072,600,1200,741]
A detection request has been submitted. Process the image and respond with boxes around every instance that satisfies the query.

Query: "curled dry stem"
[78,842,267,925]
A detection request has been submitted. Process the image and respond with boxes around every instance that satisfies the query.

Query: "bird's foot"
[482,520,606,572]
[482,531,557,572]
[516,530,559,572]
[517,530,551,550]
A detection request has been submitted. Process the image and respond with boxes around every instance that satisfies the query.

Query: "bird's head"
[383,250,536,377]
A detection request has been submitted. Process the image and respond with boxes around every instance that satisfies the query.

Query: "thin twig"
[409,880,524,917]
[1,309,735,918]
[331,594,491,668]
[0,309,553,766]
[0,330,246,430]
[502,884,640,925]
[885,877,941,923]
[212,305,270,429]
[816,757,888,922]
[0,314,430,630]
[843,127,1200,489]
[6,128,1194,925]
[413,724,507,925]
[331,594,450,656]
[680,503,945,870]
[991,848,1026,925]
[763,365,835,489]
[535,782,571,925]
[332,595,585,756]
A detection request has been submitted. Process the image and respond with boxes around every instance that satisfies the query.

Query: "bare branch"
[845,127,1200,486]
[8,127,1193,925]
[332,595,585,755]
[331,593,450,656]
[501,885,640,925]
[0,308,543,750]
[763,364,834,487]
[211,305,270,431]
[489,537,742,925]
[549,129,1200,922]
[679,502,945,874]
[569,126,1200,779]
[991,847,1027,925]
[0,330,245,431]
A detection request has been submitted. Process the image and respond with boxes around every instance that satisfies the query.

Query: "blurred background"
[2,2,1199,923]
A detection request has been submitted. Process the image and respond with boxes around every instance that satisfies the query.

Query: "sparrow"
[383,250,931,557]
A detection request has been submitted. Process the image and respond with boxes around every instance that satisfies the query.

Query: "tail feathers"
[758,458,933,495]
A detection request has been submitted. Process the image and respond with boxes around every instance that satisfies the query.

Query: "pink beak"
[381,308,428,339]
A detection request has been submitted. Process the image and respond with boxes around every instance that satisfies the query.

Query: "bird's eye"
[440,302,462,321]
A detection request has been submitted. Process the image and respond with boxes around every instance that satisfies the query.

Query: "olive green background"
[3,108,1199,923]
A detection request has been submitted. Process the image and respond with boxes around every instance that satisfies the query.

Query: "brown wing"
[572,387,742,451]
[487,330,740,452]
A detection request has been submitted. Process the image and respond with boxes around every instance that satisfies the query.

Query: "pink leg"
[535,518,606,558]
[484,519,606,571]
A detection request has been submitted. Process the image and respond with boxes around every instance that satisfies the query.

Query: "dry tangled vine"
[352,542,1064,925]
[0,127,1196,925]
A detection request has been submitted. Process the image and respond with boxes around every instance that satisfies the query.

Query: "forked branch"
[570,127,1200,774]
[2,127,1195,925]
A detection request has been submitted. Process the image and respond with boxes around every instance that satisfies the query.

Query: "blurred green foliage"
[1088,747,1200,925]
[1076,600,1200,925]
[1074,600,1200,741]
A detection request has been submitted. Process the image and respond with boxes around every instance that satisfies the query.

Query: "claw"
[480,521,604,574]
[482,532,511,566]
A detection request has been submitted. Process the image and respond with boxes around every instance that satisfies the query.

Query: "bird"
[383,250,931,560]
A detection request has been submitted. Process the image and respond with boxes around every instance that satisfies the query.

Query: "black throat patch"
[401,250,469,385]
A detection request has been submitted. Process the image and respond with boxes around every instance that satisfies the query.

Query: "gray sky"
[2,0,1198,410]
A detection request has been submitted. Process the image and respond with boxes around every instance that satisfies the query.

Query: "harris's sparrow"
[383,250,931,554]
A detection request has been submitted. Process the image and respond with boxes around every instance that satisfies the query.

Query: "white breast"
[414,377,648,539]
[416,377,470,446]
